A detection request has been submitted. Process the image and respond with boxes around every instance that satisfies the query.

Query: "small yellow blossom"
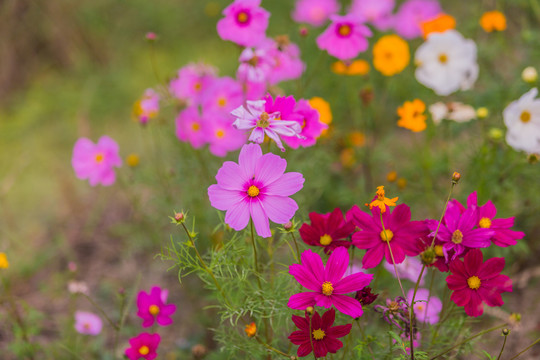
[397,99,427,132]
[331,60,370,76]
[0,253,9,269]
[373,35,410,76]
[126,154,140,167]
[368,186,398,213]
[420,14,456,39]
[522,66,538,83]
[480,11,506,32]
[476,107,489,119]
[245,322,257,337]
[348,131,365,147]
[387,171,398,182]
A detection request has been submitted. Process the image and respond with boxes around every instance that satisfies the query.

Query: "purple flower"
[72,136,122,186]
[169,63,217,105]
[288,247,373,318]
[316,14,372,60]
[125,333,160,360]
[292,0,340,27]
[137,286,177,328]
[237,47,275,83]
[74,311,102,336]
[374,296,409,330]
[349,0,395,30]
[201,76,244,113]
[207,112,247,157]
[393,0,441,39]
[217,0,270,47]
[407,288,442,324]
[208,143,304,237]
[175,106,208,149]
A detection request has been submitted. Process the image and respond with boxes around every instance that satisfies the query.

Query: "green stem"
[509,336,540,359]
[255,336,291,358]
[496,332,508,360]
[250,220,263,290]
[290,232,301,261]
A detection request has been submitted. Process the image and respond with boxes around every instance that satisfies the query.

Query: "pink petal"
[288,292,317,310]
[255,153,287,185]
[450,288,471,307]
[261,195,298,224]
[331,294,364,318]
[238,143,262,179]
[325,246,349,283]
[478,257,505,279]
[264,172,304,196]
[361,245,385,269]
[463,291,484,317]
[464,249,483,276]
[215,161,246,190]
[250,199,271,237]
[315,293,333,308]
[208,185,244,211]
[224,201,250,231]
[290,264,322,291]
[327,324,352,338]
[352,231,380,249]
[334,273,373,294]
[300,249,326,284]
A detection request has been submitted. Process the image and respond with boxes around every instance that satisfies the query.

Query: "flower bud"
[306,306,314,315]
[355,287,378,306]
[452,172,461,184]
[476,107,489,119]
[174,212,185,223]
[192,344,208,358]
[522,66,538,83]
[488,127,504,141]
[245,322,257,337]
[509,312,522,323]
[528,153,539,164]
[283,221,294,231]
[299,27,308,37]
[420,248,436,266]
[145,32,157,41]
[502,328,510,336]
[360,88,374,106]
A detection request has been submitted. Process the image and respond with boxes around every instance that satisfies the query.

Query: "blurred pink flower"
[383,256,426,285]
[125,333,161,360]
[237,47,275,83]
[68,280,89,295]
[407,288,442,324]
[136,88,160,125]
[72,136,122,187]
[393,0,441,39]
[74,311,102,336]
[201,77,244,113]
[261,38,305,85]
[208,143,304,237]
[175,106,208,149]
[243,79,267,100]
[283,99,328,149]
[217,0,270,47]
[292,0,340,27]
[316,14,372,60]
[349,0,395,30]
[137,286,177,328]
[207,112,247,157]
[169,63,217,105]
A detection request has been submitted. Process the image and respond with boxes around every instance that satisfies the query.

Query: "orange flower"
[372,35,410,76]
[348,131,365,147]
[331,60,370,76]
[421,14,456,39]
[480,11,506,32]
[309,97,333,136]
[245,322,257,337]
[368,186,398,213]
[397,99,427,132]
[386,171,397,182]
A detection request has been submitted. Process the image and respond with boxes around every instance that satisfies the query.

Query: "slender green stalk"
[249,220,263,290]
[430,324,506,359]
[496,332,508,360]
[255,336,291,358]
[509,336,540,359]
[290,232,301,261]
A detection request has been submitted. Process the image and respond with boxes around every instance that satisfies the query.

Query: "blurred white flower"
[68,281,89,295]
[415,30,478,96]
[503,88,540,154]
[429,102,477,125]
[522,66,538,83]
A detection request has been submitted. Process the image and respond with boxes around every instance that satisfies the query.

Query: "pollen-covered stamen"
[479,217,492,228]
[434,245,444,257]
[139,346,150,355]
[338,24,352,37]
[95,153,104,163]
[236,10,250,24]
[319,234,332,246]
[321,281,334,296]
[194,82,202,91]
[520,111,531,123]
[467,275,481,290]
[438,53,448,64]
[247,56,259,67]
[217,97,227,107]
[380,229,394,242]
[256,112,270,128]
[247,185,260,197]
[191,123,201,131]
[451,229,463,244]
[216,129,225,139]
[149,305,160,316]
[312,328,326,340]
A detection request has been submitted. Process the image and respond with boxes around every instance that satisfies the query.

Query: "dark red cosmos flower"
[289,308,351,358]
[299,208,356,254]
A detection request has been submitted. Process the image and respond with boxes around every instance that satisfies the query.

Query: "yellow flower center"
[388,301,399,312]
[217,97,227,107]
[338,24,352,37]
[467,276,481,290]
[83,323,91,330]
[247,185,260,197]
[216,129,225,138]
[319,234,332,246]
[191,122,201,131]
[479,217,492,228]
[95,153,104,163]
[520,111,531,123]
[451,229,463,244]
[139,346,150,355]
[380,229,394,242]
[194,82,202,91]
[321,281,334,296]
[248,56,259,66]
[256,112,270,128]
[149,304,160,316]
[438,53,448,63]
[312,329,326,340]
[237,11,249,23]
[434,245,444,257]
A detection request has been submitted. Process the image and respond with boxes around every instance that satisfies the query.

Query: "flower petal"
[325,247,349,283]
[331,294,364,318]
[250,199,271,238]
[288,292,317,310]
[334,273,373,295]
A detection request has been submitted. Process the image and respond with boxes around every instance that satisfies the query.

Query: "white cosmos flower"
[503,88,540,154]
[429,102,477,125]
[415,30,478,96]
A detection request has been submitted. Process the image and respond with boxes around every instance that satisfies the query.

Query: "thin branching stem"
[509,336,540,359]
[497,332,508,360]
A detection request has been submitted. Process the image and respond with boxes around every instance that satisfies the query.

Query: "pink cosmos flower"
[347,204,427,269]
[125,333,161,360]
[299,208,355,254]
[237,47,275,83]
[428,203,494,261]
[288,308,351,358]
[137,286,177,328]
[350,0,395,30]
[393,0,441,39]
[74,311,102,336]
[261,38,305,85]
[282,99,328,149]
[72,136,122,186]
[207,112,247,157]
[169,63,217,105]
[292,0,340,27]
[201,77,244,113]
[288,247,374,318]
[383,256,426,285]
[136,89,160,125]
[316,14,372,60]
[217,0,270,47]
[231,97,302,152]
[175,107,208,149]
[208,143,304,237]
[446,249,512,317]
[407,288,442,324]
[244,79,267,100]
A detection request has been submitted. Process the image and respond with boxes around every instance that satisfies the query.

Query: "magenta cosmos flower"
[137,286,177,328]
[208,143,304,237]
[74,311,102,336]
[350,0,395,30]
[125,333,161,360]
[292,0,340,27]
[407,288,442,324]
[393,0,441,39]
[283,99,328,149]
[175,106,208,149]
[169,63,217,105]
[289,308,351,358]
[217,0,270,47]
[299,208,355,254]
[348,204,427,269]
[72,136,122,186]
[231,97,302,152]
[207,112,247,157]
[316,14,372,60]
[288,247,373,318]
[446,249,512,317]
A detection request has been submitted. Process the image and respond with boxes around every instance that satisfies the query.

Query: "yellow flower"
[348,131,365,147]
[0,253,9,269]
[480,11,506,32]
[397,99,427,132]
[245,322,257,337]
[331,60,370,76]
[373,35,410,76]
[126,154,140,167]
[368,186,398,213]
[476,107,489,119]
[420,14,456,39]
